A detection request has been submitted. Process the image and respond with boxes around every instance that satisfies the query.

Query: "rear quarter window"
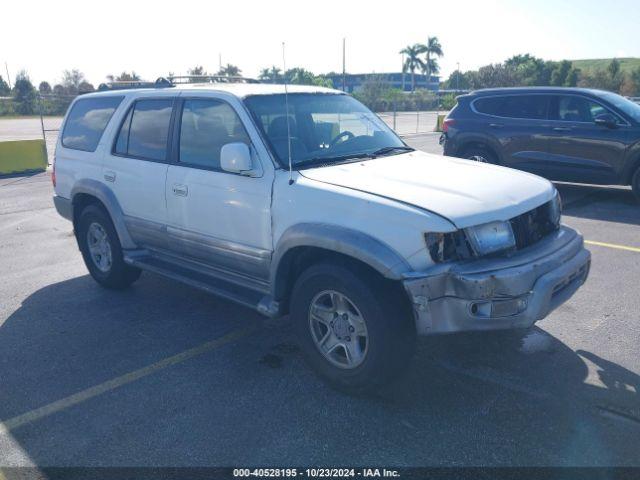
[61,96,123,151]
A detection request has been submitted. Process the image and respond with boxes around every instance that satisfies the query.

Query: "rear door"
[545,94,629,183]
[473,94,551,172]
[103,95,176,249]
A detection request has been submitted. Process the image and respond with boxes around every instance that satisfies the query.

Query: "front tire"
[291,262,416,393]
[462,146,498,164]
[77,205,141,289]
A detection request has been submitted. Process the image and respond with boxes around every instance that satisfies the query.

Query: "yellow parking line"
[1,325,257,432]
[585,240,640,253]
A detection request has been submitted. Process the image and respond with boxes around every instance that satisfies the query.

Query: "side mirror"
[220,142,253,174]
[594,113,618,129]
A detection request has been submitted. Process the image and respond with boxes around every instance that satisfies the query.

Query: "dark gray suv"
[440,87,640,198]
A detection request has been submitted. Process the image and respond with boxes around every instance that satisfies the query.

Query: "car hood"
[299,150,555,229]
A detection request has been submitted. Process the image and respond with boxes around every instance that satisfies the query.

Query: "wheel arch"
[270,224,412,310]
[455,133,502,164]
[70,179,136,249]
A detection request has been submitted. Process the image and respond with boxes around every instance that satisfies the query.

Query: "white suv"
[52,78,590,392]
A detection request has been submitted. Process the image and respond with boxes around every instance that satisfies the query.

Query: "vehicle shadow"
[556,182,640,226]
[0,274,638,467]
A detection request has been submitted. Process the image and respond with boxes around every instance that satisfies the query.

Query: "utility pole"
[456,62,460,91]
[401,53,405,91]
[219,53,222,72]
[342,38,346,92]
[5,62,11,89]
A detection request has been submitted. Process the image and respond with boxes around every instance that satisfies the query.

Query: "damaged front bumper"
[403,226,590,335]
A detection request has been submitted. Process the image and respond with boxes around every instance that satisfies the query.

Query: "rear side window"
[474,95,548,119]
[473,97,503,116]
[61,96,123,151]
[179,99,249,169]
[115,99,174,161]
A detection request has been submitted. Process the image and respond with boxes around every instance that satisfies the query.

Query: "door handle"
[104,171,116,182]
[552,127,572,132]
[489,123,503,129]
[172,184,188,197]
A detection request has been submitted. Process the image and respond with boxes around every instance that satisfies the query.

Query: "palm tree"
[259,66,282,83]
[218,64,242,77]
[400,44,426,92]
[424,36,444,83]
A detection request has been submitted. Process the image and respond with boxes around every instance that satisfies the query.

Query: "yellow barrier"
[0,139,48,175]
[435,114,446,132]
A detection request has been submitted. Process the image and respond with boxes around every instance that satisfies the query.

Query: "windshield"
[596,91,640,123]
[243,93,408,168]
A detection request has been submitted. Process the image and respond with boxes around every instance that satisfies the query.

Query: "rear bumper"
[403,226,590,335]
[53,195,73,221]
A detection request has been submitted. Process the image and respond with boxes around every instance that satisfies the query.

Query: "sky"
[2,0,639,87]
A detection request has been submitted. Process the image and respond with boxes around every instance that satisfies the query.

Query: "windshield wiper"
[370,146,415,157]
[296,153,374,169]
[295,146,414,170]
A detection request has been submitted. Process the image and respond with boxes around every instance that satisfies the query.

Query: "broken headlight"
[465,220,516,256]
[425,231,475,263]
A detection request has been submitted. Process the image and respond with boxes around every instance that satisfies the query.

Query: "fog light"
[470,297,528,318]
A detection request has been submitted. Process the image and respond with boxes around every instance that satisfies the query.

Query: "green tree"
[444,70,470,90]
[0,75,10,96]
[565,67,581,87]
[106,72,141,82]
[423,36,444,80]
[38,81,52,94]
[468,63,520,89]
[13,70,36,115]
[630,67,640,95]
[78,81,95,93]
[217,64,242,77]
[259,66,282,83]
[608,58,621,79]
[62,69,86,95]
[550,60,572,86]
[400,43,426,92]
[186,66,208,82]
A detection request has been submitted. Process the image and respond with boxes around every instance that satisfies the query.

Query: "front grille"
[509,200,559,250]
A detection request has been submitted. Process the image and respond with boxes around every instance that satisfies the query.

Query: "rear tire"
[290,262,416,394]
[462,146,498,164]
[632,167,640,201]
[77,205,141,290]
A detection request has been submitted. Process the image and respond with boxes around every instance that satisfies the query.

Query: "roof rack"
[168,75,260,84]
[97,78,173,91]
[97,75,260,91]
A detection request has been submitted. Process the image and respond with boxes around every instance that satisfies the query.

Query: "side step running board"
[123,251,281,317]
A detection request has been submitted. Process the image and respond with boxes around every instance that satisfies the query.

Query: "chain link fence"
[0,90,451,168]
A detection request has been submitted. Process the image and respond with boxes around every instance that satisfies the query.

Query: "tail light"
[442,118,456,133]
[51,157,56,188]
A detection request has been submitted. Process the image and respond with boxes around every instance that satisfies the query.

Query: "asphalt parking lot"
[0,133,639,469]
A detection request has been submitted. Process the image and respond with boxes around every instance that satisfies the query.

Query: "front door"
[165,97,273,282]
[545,95,629,184]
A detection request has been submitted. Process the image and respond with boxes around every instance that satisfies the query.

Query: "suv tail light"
[442,118,456,133]
[51,157,56,188]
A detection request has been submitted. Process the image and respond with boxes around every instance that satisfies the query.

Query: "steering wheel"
[329,130,355,147]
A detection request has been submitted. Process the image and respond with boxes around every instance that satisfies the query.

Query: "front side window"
[550,96,621,123]
[595,91,640,123]
[114,99,173,161]
[179,99,250,169]
[243,93,407,168]
[62,96,123,151]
